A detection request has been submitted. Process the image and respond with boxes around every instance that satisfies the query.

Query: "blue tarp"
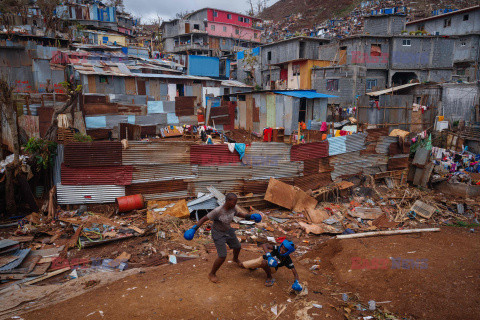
[274,90,338,99]
[188,55,219,77]
[147,101,164,114]
[85,116,107,129]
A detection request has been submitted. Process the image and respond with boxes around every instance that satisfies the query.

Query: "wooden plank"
[87,75,96,93]
[23,267,70,285]
[125,77,137,95]
[336,228,440,239]
[264,178,297,210]
[349,207,383,220]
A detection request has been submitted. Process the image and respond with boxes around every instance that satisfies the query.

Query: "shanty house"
[223,90,337,135]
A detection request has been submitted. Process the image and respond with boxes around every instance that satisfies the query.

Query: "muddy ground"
[15,226,479,320]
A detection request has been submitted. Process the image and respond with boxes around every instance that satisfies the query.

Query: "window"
[227,14,232,19]
[223,26,227,32]
[444,18,451,27]
[370,44,381,56]
[292,64,300,76]
[238,16,244,22]
[402,39,411,46]
[235,28,239,35]
[213,11,218,17]
[326,79,339,91]
[194,24,199,30]
[267,51,272,61]
[366,79,377,90]
[211,25,215,31]
[254,32,258,39]
[417,24,425,31]
[245,18,249,23]
[99,76,109,84]
[222,39,226,45]
[463,14,469,21]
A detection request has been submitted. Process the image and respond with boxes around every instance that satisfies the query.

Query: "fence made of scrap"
[55,131,405,204]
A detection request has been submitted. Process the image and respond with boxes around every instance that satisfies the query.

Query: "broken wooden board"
[349,207,383,220]
[372,213,398,229]
[410,200,436,219]
[23,267,70,285]
[305,207,330,224]
[164,199,190,219]
[298,221,342,235]
[336,181,355,190]
[264,178,297,210]
[292,189,318,213]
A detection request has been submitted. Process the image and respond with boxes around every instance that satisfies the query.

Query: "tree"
[245,0,270,16]
[0,0,29,34]
[0,78,20,215]
[44,78,82,141]
[36,0,60,36]
[107,0,125,12]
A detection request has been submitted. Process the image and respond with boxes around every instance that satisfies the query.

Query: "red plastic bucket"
[116,194,144,212]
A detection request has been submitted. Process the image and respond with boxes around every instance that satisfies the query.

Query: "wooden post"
[297,122,301,144]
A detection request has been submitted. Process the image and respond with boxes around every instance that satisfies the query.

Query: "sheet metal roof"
[57,184,126,204]
[274,90,338,99]
[366,83,419,96]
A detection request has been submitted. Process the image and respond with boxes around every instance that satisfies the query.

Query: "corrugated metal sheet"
[122,141,194,165]
[57,184,125,204]
[190,144,241,165]
[303,159,319,175]
[366,128,389,142]
[0,249,31,272]
[64,142,122,167]
[376,136,399,154]
[388,154,410,170]
[328,136,347,156]
[345,133,367,153]
[291,141,329,161]
[251,163,303,180]
[53,144,64,186]
[126,180,188,195]
[330,152,388,180]
[131,164,196,183]
[190,180,244,195]
[294,173,332,191]
[197,164,252,181]
[142,191,190,201]
[61,164,133,185]
[242,142,292,166]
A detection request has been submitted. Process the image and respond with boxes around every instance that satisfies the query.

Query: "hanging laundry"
[234,143,246,160]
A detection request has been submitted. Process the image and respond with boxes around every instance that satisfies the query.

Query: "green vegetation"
[24,138,57,169]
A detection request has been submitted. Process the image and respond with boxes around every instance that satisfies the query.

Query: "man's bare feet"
[208,273,219,283]
[232,259,244,268]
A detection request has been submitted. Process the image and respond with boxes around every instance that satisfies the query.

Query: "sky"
[123,0,274,23]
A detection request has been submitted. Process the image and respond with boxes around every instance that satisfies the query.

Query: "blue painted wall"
[188,55,220,77]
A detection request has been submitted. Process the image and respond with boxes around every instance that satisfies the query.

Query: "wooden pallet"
[57,128,75,143]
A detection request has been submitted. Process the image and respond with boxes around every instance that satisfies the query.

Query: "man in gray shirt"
[184,193,262,283]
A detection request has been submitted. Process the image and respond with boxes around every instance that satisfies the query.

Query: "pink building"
[162,7,263,56]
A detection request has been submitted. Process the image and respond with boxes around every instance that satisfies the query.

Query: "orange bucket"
[116,194,144,212]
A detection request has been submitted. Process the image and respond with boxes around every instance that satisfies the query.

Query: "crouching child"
[242,240,302,292]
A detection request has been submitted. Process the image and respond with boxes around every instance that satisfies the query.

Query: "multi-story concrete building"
[161,8,262,57]
[259,37,330,89]
[406,5,480,82]
[312,14,457,108]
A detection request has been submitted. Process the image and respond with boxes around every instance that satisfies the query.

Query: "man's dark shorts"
[211,228,241,258]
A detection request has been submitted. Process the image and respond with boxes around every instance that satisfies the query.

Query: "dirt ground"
[16,226,479,320]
